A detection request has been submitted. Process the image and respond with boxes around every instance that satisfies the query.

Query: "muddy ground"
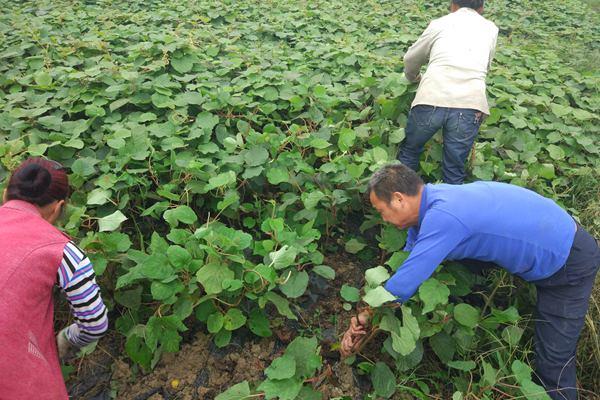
[65,255,377,400]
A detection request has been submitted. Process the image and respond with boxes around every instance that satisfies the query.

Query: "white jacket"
[404,7,499,114]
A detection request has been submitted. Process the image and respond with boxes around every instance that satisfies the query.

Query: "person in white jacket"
[398,0,499,184]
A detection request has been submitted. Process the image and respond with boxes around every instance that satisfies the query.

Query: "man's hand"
[340,310,371,357]
[56,328,73,360]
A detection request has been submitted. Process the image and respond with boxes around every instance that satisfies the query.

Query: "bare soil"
[65,254,372,399]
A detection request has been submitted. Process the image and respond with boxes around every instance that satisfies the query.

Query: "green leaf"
[205,171,237,191]
[512,360,533,383]
[145,315,187,353]
[365,266,390,287]
[223,308,247,331]
[207,313,224,333]
[248,308,272,337]
[418,278,450,313]
[98,210,127,232]
[345,238,366,254]
[266,167,289,184]
[114,286,142,310]
[150,280,181,301]
[214,329,232,348]
[215,381,251,400]
[167,245,192,270]
[284,336,321,378]
[454,303,480,328]
[502,325,524,347]
[386,251,410,271]
[139,254,174,280]
[34,70,52,86]
[87,188,111,205]
[380,226,406,252]
[550,103,571,118]
[258,378,302,400]
[196,263,234,294]
[546,144,565,160]
[312,265,335,280]
[340,285,360,302]
[71,157,98,176]
[171,54,195,73]
[125,334,152,371]
[482,361,497,387]
[447,360,476,371]
[196,111,219,133]
[536,163,556,180]
[263,292,297,320]
[265,353,296,380]
[338,128,356,151]
[163,205,198,226]
[151,93,175,109]
[244,146,269,166]
[508,116,527,129]
[390,329,416,357]
[519,379,552,400]
[363,286,396,307]
[430,332,455,363]
[269,245,297,270]
[371,362,396,398]
[279,270,309,298]
[302,190,325,209]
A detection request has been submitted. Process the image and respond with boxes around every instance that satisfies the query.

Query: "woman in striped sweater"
[0,157,108,399]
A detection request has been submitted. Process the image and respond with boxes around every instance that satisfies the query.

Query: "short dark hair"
[367,164,424,203]
[452,0,484,9]
[6,157,70,206]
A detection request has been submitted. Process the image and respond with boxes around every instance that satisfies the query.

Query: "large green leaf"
[363,286,396,307]
[98,210,127,232]
[418,278,450,313]
[371,362,396,398]
[196,263,234,294]
[454,304,480,329]
[215,381,251,400]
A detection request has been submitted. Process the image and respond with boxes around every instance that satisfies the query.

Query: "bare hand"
[340,310,371,357]
[56,328,73,360]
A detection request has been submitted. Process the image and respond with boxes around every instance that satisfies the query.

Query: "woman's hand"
[56,328,73,360]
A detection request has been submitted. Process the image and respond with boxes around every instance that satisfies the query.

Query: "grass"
[572,171,600,395]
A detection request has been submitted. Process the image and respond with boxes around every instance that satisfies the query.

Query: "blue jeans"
[398,105,483,184]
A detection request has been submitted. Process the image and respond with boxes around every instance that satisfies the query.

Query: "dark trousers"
[460,225,600,400]
[397,105,483,184]
[532,225,600,399]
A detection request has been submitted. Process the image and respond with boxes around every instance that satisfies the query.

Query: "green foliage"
[219,336,323,400]
[0,0,597,397]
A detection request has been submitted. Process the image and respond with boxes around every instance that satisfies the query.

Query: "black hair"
[452,0,484,9]
[367,164,424,203]
[6,158,69,207]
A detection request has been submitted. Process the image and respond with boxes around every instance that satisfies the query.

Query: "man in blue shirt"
[341,164,600,400]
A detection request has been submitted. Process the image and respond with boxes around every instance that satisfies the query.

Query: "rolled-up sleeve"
[385,209,469,302]
[403,21,438,83]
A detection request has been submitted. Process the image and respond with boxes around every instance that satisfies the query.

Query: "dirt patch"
[67,254,371,399]
[113,332,275,400]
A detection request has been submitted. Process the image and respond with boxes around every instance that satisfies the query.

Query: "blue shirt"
[384,182,577,302]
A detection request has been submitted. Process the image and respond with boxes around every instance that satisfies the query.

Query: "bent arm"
[404,22,437,83]
[57,242,108,347]
[385,210,469,302]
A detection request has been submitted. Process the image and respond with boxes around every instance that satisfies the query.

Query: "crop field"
[0,0,598,399]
